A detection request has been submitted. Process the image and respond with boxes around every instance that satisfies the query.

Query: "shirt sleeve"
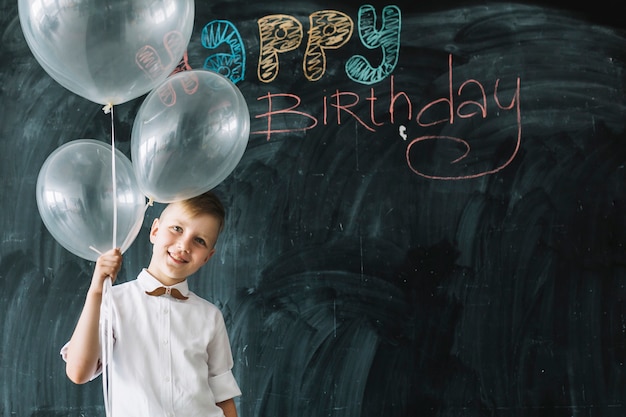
[209,370,242,402]
[206,311,242,402]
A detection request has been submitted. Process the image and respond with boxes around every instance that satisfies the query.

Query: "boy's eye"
[194,237,207,246]
[171,225,183,233]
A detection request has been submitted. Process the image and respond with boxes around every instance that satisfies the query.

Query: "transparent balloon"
[18,0,194,105]
[131,70,250,202]
[36,140,147,261]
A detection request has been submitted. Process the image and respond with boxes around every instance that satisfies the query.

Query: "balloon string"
[109,104,118,248]
[101,102,116,417]
[101,277,113,417]
[93,238,113,417]
[108,104,115,417]
[91,254,114,417]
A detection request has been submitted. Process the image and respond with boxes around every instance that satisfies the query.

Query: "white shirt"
[62,269,241,417]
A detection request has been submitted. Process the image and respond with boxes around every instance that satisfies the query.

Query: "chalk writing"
[136,31,186,81]
[157,58,200,107]
[136,31,187,106]
[201,20,246,84]
[345,5,401,85]
[254,93,318,135]
[136,46,165,80]
[304,10,353,81]
[193,6,524,179]
[257,15,304,83]
[172,51,192,74]
[252,54,522,179]
[210,6,400,84]
[405,55,522,179]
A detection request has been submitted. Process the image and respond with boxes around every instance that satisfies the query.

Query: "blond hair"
[175,191,226,232]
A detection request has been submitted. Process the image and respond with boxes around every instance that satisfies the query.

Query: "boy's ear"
[203,248,216,264]
[149,218,160,243]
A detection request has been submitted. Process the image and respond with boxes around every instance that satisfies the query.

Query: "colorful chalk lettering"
[201,20,246,84]
[192,6,523,179]
[345,5,401,85]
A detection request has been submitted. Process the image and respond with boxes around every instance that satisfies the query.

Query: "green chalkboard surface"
[1,0,625,416]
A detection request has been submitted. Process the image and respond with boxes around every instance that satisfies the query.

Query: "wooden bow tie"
[145,286,189,300]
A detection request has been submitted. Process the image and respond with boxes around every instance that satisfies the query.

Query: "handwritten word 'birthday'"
[252,54,521,177]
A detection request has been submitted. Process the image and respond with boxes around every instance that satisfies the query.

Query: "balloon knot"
[102,103,113,114]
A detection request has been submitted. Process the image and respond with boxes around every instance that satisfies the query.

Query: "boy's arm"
[64,248,122,384]
[216,398,237,417]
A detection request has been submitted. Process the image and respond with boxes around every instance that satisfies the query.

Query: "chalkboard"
[1,0,625,416]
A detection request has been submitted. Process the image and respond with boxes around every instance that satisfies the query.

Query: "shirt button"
[165,376,170,382]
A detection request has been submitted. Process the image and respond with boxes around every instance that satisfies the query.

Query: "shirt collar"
[138,269,190,298]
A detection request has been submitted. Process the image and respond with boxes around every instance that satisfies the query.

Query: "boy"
[62,191,241,417]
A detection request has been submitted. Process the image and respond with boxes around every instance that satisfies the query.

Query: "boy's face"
[147,203,219,286]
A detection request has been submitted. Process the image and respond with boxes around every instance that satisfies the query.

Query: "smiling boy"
[62,191,241,417]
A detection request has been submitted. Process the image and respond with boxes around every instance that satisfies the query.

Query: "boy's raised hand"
[90,248,122,294]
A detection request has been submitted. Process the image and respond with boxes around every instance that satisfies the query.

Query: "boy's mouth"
[169,252,189,264]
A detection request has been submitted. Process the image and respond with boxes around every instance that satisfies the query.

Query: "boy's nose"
[177,240,190,253]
